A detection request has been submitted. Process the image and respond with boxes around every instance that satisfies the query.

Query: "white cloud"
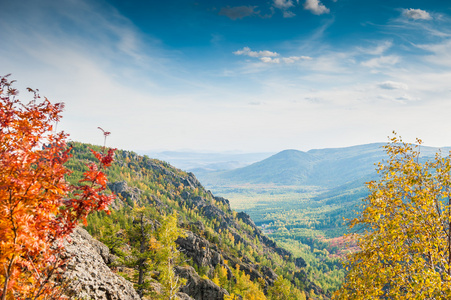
[303,0,329,15]
[272,0,296,18]
[395,94,415,103]
[361,55,400,68]
[0,0,223,152]
[233,47,279,58]
[282,56,312,63]
[415,40,451,67]
[5,0,451,153]
[378,81,408,90]
[273,0,294,10]
[403,8,432,20]
[283,11,296,18]
[359,41,393,56]
[376,93,414,104]
[234,48,312,65]
[260,57,280,63]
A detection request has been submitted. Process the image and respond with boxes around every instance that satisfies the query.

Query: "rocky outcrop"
[260,265,278,284]
[176,231,223,276]
[63,227,140,300]
[213,196,231,211]
[175,266,229,300]
[109,180,168,209]
[177,292,195,300]
[237,211,256,228]
[182,172,203,190]
[295,256,307,268]
[108,181,141,203]
[143,160,202,191]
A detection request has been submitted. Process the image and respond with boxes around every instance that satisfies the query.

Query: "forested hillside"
[65,142,339,299]
[190,142,451,294]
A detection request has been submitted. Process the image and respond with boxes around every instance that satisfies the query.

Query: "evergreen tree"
[125,207,156,297]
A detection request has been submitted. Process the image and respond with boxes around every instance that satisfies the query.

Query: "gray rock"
[191,196,208,208]
[108,181,142,203]
[236,212,256,228]
[260,265,278,285]
[175,266,229,300]
[176,231,223,271]
[213,196,230,209]
[176,292,195,300]
[63,227,140,300]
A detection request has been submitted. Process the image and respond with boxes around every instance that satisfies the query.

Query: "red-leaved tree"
[0,74,115,299]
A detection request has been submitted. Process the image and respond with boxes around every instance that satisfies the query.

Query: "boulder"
[63,227,140,300]
[175,266,229,300]
[177,292,195,300]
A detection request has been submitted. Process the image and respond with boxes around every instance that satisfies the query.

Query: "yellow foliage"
[268,275,306,300]
[231,265,267,300]
[225,295,240,300]
[336,133,451,299]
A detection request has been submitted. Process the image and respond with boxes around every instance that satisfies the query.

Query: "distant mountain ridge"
[196,143,451,188]
[139,151,275,172]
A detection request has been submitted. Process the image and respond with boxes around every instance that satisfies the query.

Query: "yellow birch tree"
[335,133,451,299]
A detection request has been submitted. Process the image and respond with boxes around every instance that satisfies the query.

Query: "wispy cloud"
[233,47,279,58]
[260,57,280,63]
[282,56,313,63]
[403,8,432,20]
[272,0,297,18]
[271,0,331,18]
[361,55,400,68]
[395,94,415,103]
[358,41,393,55]
[378,81,408,90]
[233,47,312,64]
[415,40,451,67]
[303,0,330,15]
[218,6,259,20]
[3,0,451,152]
[283,11,296,18]
[273,0,294,10]
[0,0,207,150]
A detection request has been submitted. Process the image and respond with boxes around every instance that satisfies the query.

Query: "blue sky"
[1,0,451,152]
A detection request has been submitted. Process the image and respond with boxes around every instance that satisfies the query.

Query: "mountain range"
[195,143,451,189]
[139,151,274,173]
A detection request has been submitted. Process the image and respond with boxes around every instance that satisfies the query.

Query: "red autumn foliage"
[0,74,116,299]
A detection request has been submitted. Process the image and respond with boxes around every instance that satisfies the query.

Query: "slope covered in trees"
[65,142,333,299]
[194,143,451,268]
